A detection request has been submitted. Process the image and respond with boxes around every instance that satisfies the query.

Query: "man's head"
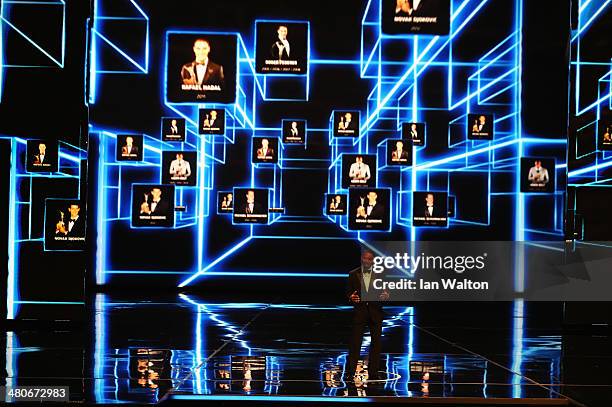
[68,204,80,219]
[261,138,269,148]
[411,123,417,131]
[361,248,375,270]
[344,112,352,122]
[335,195,342,203]
[396,141,404,150]
[246,190,255,202]
[425,193,435,206]
[171,119,177,126]
[478,115,486,125]
[291,121,298,129]
[277,25,288,40]
[193,39,210,63]
[38,143,47,154]
[227,193,233,201]
[367,191,378,204]
[151,188,162,201]
[126,136,134,146]
[210,110,217,119]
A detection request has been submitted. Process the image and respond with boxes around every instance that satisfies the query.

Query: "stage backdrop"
[87,0,571,290]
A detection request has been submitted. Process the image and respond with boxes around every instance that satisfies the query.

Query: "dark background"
[1,0,610,319]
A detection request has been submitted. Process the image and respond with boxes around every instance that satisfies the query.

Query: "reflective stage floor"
[2,293,612,405]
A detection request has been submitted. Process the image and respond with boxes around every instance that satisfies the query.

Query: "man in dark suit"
[121,136,139,157]
[346,248,389,380]
[271,25,291,60]
[140,188,169,215]
[423,193,444,218]
[339,112,356,132]
[33,142,50,166]
[356,191,385,220]
[329,195,345,212]
[391,140,409,162]
[242,190,263,214]
[65,204,85,237]
[256,138,275,160]
[181,39,225,87]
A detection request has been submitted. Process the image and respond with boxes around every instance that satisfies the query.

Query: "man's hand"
[349,290,360,304]
[379,290,390,301]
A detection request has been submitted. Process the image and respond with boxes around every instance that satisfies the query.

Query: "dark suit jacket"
[122,145,139,156]
[66,216,86,237]
[392,150,409,160]
[424,204,445,218]
[242,202,264,215]
[365,203,385,220]
[271,41,291,59]
[343,120,356,131]
[181,61,225,86]
[346,267,385,320]
[257,148,275,158]
[411,0,439,16]
[149,199,169,215]
[330,201,346,212]
[33,154,51,165]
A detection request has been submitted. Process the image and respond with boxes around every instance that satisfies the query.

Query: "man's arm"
[527,168,536,181]
[346,272,360,304]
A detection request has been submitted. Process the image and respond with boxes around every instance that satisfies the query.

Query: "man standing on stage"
[346,248,389,380]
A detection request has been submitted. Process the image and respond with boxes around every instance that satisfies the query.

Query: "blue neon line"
[93,29,147,72]
[6,139,18,319]
[15,301,85,305]
[179,236,253,287]
[0,17,63,67]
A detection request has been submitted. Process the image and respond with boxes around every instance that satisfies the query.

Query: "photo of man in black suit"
[57,204,86,237]
[256,21,308,74]
[356,191,385,221]
[26,139,59,173]
[388,139,412,165]
[181,38,225,88]
[44,199,86,251]
[271,25,291,60]
[242,190,264,215]
[383,0,450,35]
[413,191,448,227]
[140,187,169,215]
[423,193,444,218]
[334,111,361,137]
[117,135,143,161]
[468,114,494,140]
[167,33,237,103]
[233,188,269,224]
[33,142,49,166]
[348,188,391,230]
[132,185,175,227]
[346,248,389,380]
[326,194,347,215]
[162,118,185,141]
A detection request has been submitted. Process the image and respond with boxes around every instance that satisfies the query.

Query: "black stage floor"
[2,293,611,406]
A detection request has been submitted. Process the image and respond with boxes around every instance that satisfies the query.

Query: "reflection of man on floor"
[346,248,389,381]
